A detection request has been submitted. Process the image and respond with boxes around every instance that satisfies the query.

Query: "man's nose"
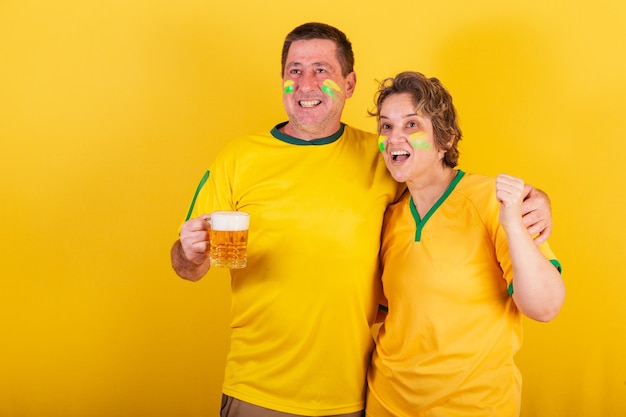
[299,72,317,92]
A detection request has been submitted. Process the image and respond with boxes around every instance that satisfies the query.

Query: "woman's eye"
[408,122,417,128]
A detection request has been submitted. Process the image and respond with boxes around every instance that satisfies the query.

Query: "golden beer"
[208,211,249,269]
[209,229,248,268]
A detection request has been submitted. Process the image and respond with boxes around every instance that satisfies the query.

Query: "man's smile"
[299,99,322,107]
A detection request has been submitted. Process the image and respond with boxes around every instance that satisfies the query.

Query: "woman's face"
[377,92,443,184]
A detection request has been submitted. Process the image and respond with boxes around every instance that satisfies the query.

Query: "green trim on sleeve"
[508,259,563,297]
[550,259,563,274]
[185,170,210,221]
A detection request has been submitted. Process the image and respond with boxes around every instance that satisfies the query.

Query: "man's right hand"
[171,214,212,281]
[179,214,212,264]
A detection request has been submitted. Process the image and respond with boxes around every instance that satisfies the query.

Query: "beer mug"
[208,211,249,269]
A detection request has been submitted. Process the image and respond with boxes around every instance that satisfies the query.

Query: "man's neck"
[279,121,342,141]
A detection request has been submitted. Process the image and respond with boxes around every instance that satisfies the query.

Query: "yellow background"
[1,0,624,416]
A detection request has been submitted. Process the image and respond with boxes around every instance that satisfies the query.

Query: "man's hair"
[281,22,355,77]
[371,71,462,168]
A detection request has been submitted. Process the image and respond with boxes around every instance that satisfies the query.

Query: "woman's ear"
[443,134,456,152]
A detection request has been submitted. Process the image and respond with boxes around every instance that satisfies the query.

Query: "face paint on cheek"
[321,79,342,99]
[409,132,432,150]
[283,80,294,94]
[378,135,386,152]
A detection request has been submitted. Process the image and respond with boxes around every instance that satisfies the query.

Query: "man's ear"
[344,71,357,98]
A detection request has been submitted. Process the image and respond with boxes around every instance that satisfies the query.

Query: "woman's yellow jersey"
[367,171,561,417]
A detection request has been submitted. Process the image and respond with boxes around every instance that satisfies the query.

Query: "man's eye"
[408,122,417,128]
[316,68,326,74]
[290,69,301,75]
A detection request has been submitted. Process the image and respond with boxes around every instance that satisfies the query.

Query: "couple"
[171,22,564,417]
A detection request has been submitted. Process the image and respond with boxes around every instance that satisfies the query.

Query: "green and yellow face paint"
[409,131,432,150]
[321,79,342,99]
[283,80,295,94]
[378,135,386,152]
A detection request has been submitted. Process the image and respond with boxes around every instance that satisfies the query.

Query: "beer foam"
[210,211,249,231]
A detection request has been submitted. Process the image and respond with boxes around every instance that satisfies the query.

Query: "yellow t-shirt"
[367,171,561,417]
[185,123,399,415]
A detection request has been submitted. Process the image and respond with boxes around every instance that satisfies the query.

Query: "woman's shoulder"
[454,171,498,210]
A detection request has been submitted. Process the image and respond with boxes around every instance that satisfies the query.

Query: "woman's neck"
[407,167,456,218]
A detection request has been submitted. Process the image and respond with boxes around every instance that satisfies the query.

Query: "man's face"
[282,39,356,140]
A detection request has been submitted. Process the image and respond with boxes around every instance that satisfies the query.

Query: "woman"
[366,71,565,417]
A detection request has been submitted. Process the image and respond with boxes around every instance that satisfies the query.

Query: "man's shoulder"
[342,124,376,139]
[222,129,276,148]
[341,125,378,150]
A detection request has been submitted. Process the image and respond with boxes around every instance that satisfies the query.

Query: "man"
[171,22,552,417]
